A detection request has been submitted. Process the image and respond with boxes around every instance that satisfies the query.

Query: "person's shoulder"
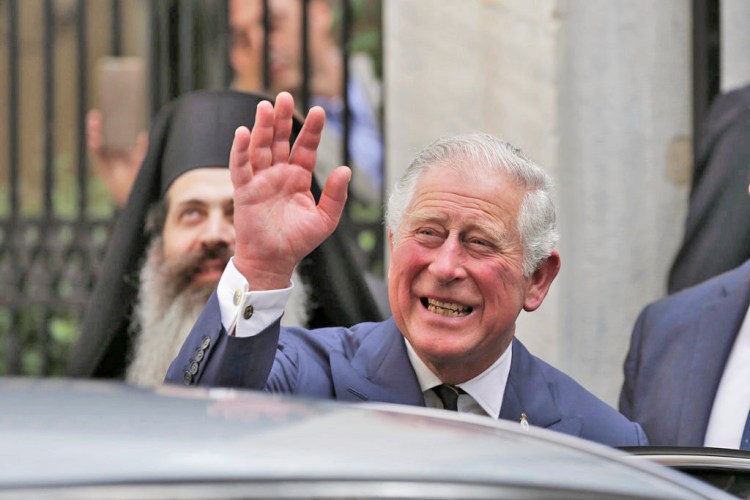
[515,341,646,445]
[714,82,750,109]
[644,259,750,318]
[515,342,609,411]
[524,348,612,414]
[701,83,750,142]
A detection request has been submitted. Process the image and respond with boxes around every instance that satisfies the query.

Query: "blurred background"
[1,0,748,406]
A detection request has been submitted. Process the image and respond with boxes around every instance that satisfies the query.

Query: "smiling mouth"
[422,298,473,317]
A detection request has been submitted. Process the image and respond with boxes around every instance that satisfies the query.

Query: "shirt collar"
[404,338,513,418]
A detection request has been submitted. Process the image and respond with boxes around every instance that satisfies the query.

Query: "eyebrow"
[169,197,233,211]
[172,198,208,208]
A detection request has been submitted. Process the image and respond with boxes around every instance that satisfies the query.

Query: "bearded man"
[68,89,384,385]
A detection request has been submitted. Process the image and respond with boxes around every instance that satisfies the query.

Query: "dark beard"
[126,238,231,386]
[157,241,233,309]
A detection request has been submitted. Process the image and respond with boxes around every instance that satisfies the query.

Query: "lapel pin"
[520,412,529,431]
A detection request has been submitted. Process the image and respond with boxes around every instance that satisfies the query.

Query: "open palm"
[230,92,351,291]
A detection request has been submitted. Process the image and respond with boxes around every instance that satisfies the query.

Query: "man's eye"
[468,238,495,250]
[180,208,202,221]
[416,228,441,239]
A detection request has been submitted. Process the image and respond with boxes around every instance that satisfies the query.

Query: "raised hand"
[86,109,148,207]
[230,92,351,290]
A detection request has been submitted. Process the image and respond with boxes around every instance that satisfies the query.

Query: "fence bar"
[340,0,351,167]
[111,0,123,56]
[76,0,88,218]
[262,0,270,90]
[179,0,196,93]
[41,0,58,375]
[43,0,55,218]
[8,0,20,219]
[217,0,232,88]
[4,0,22,375]
[301,0,310,110]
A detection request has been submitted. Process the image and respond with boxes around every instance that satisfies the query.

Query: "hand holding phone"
[90,57,148,206]
[96,57,145,152]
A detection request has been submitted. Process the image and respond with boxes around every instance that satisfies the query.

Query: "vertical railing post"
[261,0,271,91]
[5,0,22,375]
[179,0,196,93]
[76,0,88,219]
[301,0,310,110]
[41,0,58,375]
[112,0,123,56]
[340,0,352,168]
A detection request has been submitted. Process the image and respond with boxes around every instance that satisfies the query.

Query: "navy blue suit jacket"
[167,293,647,447]
[620,260,750,445]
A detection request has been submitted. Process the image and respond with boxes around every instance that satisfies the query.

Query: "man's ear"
[523,250,561,312]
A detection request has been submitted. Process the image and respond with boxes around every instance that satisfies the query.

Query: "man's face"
[267,0,330,94]
[388,165,542,383]
[267,0,303,93]
[229,0,265,92]
[161,168,235,288]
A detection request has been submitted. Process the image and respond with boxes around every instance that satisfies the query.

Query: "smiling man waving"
[166,92,646,447]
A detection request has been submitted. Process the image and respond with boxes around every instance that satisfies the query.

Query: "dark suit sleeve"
[164,291,281,389]
[619,306,648,419]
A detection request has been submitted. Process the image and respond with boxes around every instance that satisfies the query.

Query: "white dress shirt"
[405,339,511,418]
[218,258,292,336]
[704,303,750,448]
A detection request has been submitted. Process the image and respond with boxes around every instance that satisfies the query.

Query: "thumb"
[317,166,351,228]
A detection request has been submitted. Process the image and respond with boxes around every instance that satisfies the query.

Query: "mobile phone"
[96,57,145,152]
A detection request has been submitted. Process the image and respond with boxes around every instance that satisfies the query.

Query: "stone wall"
[384,0,692,405]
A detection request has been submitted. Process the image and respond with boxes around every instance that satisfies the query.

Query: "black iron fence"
[0,0,383,376]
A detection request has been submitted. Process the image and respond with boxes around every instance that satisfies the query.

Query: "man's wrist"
[233,255,295,291]
[219,259,293,336]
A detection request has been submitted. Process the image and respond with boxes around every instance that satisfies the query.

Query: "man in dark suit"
[668,83,750,294]
[166,92,647,447]
[620,258,750,448]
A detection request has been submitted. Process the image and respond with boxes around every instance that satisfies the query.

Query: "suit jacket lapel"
[500,340,571,432]
[676,265,750,445]
[330,319,425,406]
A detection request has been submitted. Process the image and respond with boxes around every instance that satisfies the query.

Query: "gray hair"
[385,133,558,276]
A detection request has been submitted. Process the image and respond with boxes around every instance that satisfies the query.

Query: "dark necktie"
[741,410,750,450]
[433,384,463,411]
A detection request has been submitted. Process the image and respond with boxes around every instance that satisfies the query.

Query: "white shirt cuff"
[217,258,293,337]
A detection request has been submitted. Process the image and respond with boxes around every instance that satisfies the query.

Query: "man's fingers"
[248,100,275,171]
[289,106,325,172]
[86,109,103,152]
[229,126,253,188]
[317,166,351,228]
[271,92,294,165]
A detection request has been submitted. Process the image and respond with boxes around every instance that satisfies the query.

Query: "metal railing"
[0,0,383,376]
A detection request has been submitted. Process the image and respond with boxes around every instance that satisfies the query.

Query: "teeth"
[426,298,471,317]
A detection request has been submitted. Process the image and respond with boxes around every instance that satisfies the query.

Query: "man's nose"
[200,213,235,247]
[429,237,467,282]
